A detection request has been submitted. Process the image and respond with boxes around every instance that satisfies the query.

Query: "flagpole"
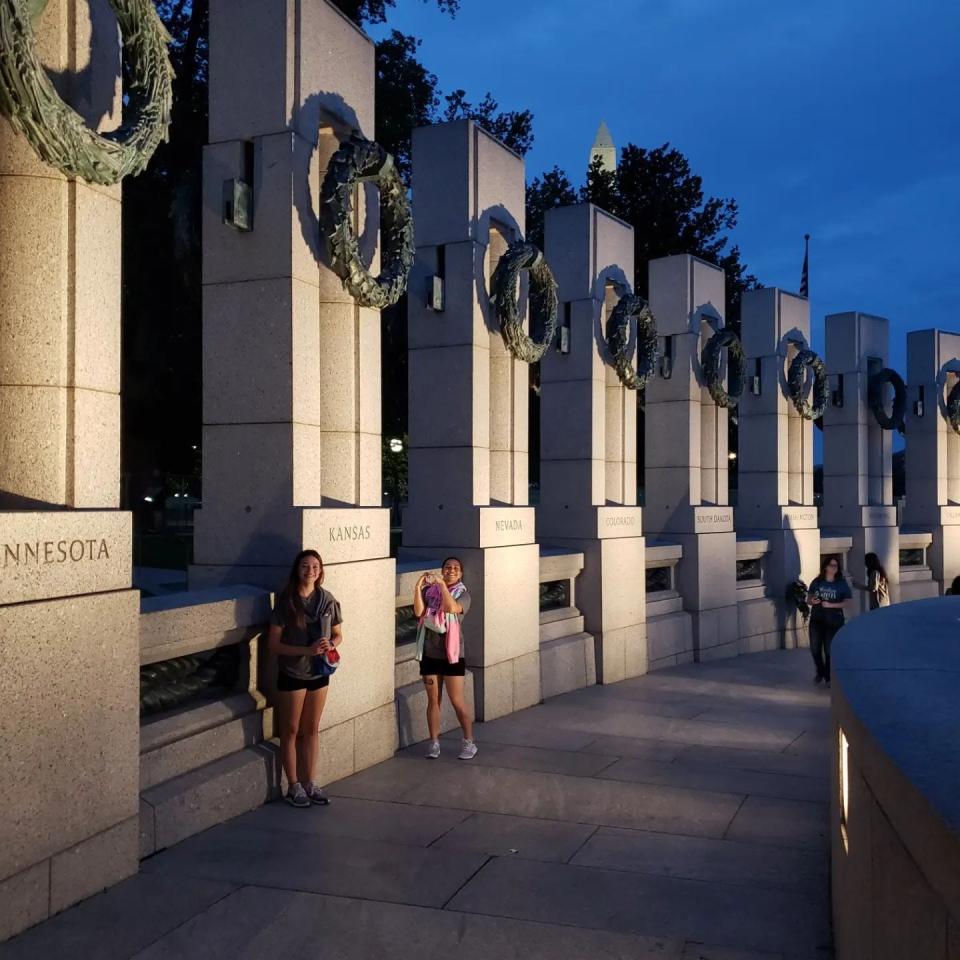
[800,233,810,298]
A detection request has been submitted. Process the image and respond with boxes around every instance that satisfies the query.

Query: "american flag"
[800,234,810,298]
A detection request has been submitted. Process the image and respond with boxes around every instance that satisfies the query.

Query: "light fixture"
[728,451,737,461]
[388,438,403,453]
[143,496,154,503]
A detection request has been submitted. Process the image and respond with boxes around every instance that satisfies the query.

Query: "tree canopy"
[527,146,758,326]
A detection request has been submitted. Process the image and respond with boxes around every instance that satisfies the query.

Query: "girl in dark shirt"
[268,550,343,808]
[806,555,852,687]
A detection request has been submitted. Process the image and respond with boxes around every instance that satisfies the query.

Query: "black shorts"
[277,672,330,692]
[419,656,466,678]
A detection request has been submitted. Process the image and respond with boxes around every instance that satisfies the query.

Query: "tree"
[524,166,577,249]
[335,0,458,25]
[443,90,534,157]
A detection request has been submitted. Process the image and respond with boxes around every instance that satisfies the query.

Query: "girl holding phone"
[413,557,477,760]
[268,549,343,807]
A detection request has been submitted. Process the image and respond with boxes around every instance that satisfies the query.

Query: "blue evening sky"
[371,0,960,378]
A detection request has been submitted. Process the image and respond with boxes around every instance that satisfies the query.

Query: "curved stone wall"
[831,597,960,959]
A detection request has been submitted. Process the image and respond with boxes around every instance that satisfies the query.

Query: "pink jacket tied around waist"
[416,581,466,664]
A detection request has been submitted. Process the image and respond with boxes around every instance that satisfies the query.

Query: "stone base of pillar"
[540,522,646,685]
[0,509,139,941]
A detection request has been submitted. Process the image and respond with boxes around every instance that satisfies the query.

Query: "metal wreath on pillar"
[947,379,960,435]
[605,291,659,391]
[491,239,558,363]
[321,133,414,309]
[787,348,828,420]
[0,0,173,184]
[701,327,746,408]
[867,367,906,432]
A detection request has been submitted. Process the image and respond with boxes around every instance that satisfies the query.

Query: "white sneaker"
[458,739,478,760]
[426,739,441,759]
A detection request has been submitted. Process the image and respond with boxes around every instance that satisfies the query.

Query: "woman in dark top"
[806,555,852,687]
[413,556,477,761]
[268,549,343,808]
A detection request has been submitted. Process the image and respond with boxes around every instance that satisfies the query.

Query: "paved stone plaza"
[3,650,832,960]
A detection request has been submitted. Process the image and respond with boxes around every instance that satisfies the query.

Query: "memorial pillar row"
[738,288,820,648]
[404,120,540,721]
[904,329,960,592]
[821,312,900,611]
[539,203,646,684]
[645,255,739,660]
[193,0,397,780]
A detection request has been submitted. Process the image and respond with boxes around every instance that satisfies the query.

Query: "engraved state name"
[604,516,637,527]
[3,539,111,568]
[327,524,372,542]
[695,513,730,525]
[495,519,524,532]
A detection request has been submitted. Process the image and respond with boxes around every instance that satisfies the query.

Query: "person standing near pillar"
[414,558,477,761]
[806,556,852,687]
[853,553,890,611]
[268,550,343,808]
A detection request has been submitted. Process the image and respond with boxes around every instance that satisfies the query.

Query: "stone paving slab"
[447,856,832,956]
[129,887,684,959]
[0,874,237,960]
[572,825,828,892]
[676,744,828,781]
[724,795,830,851]
[431,811,598,862]
[140,821,489,908]
[398,762,745,837]
[230,795,470,847]
[597,756,827,803]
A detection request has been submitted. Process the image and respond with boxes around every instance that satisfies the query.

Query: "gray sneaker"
[458,739,478,760]
[305,782,330,806]
[285,782,310,808]
[426,739,441,759]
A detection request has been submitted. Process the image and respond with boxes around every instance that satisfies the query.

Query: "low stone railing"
[831,598,960,959]
[735,536,770,601]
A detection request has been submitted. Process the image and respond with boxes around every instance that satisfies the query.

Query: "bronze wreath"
[946,380,960,436]
[701,328,746,408]
[0,0,173,184]
[787,349,828,420]
[321,134,414,310]
[491,239,559,363]
[605,293,658,391]
[868,368,906,431]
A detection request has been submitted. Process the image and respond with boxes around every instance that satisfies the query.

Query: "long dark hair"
[864,552,888,583]
[278,549,324,629]
[819,554,843,580]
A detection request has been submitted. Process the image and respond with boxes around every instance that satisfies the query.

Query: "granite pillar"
[404,120,540,721]
[821,312,899,613]
[644,255,738,660]
[904,329,960,593]
[191,0,396,777]
[539,203,646,683]
[0,0,139,940]
[738,288,820,648]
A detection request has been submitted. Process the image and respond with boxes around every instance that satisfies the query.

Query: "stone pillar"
[821,312,899,612]
[0,0,139,940]
[192,0,396,779]
[539,203,645,683]
[738,288,820,648]
[904,329,960,593]
[404,120,540,721]
[644,255,738,660]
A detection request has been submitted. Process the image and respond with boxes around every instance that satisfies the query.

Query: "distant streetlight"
[143,496,154,503]
[388,438,403,453]
[728,452,737,461]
